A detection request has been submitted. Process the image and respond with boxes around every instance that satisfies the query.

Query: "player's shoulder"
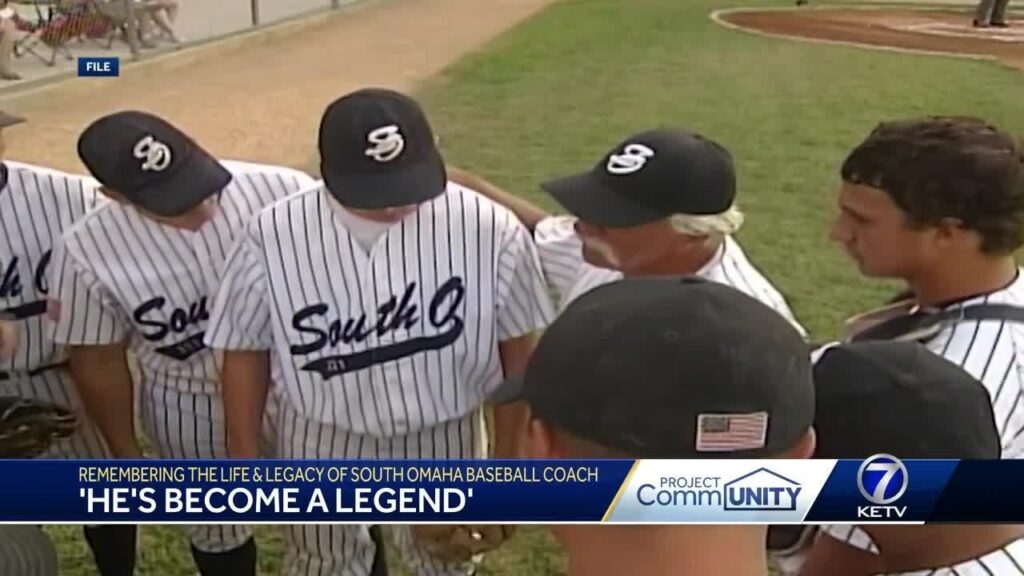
[3,160,99,196]
[249,184,323,227]
[442,181,524,230]
[221,160,316,185]
[534,215,577,243]
[5,159,79,180]
[63,198,119,238]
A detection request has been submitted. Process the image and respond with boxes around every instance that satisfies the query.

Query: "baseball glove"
[410,524,516,563]
[0,396,77,458]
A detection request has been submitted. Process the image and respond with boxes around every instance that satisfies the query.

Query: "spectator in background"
[489,277,816,576]
[802,340,1024,575]
[0,1,21,81]
[136,0,182,45]
[974,0,1011,27]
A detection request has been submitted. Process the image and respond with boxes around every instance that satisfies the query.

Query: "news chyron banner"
[0,457,1015,524]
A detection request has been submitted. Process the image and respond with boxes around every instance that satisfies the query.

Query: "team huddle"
[0,86,1023,576]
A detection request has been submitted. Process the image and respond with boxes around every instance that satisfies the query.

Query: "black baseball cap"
[319,88,447,210]
[489,276,814,458]
[541,128,737,228]
[813,341,1000,459]
[77,111,231,217]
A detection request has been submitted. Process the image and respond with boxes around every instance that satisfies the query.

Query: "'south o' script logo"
[133,135,173,172]
[132,296,210,361]
[0,251,54,321]
[607,143,655,175]
[364,125,405,163]
[290,277,465,378]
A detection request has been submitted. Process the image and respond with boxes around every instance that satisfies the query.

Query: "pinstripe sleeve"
[533,216,587,307]
[204,224,272,351]
[495,220,555,341]
[819,524,880,554]
[48,236,130,346]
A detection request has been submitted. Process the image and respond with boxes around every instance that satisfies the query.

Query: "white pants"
[0,369,108,459]
[139,383,278,553]
[278,399,486,576]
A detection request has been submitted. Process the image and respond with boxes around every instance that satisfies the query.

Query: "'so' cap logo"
[365,125,405,163]
[133,135,172,172]
[857,454,908,505]
[607,143,655,175]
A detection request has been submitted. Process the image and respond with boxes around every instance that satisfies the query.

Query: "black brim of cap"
[323,153,447,210]
[135,152,232,217]
[542,171,668,228]
[486,375,525,406]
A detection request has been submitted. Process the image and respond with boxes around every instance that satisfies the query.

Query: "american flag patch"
[695,412,768,452]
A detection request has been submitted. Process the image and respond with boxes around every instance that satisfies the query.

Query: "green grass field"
[46,0,1024,573]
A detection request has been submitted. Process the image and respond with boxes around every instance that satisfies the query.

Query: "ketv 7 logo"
[856,454,908,519]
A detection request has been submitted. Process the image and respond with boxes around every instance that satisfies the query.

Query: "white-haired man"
[450,128,804,330]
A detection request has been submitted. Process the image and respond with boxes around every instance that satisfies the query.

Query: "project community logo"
[856,453,909,519]
[637,467,802,512]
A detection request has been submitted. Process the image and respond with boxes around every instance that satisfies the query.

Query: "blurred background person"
[0,1,20,80]
[974,0,1011,27]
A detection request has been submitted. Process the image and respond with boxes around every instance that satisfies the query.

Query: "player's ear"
[525,417,560,459]
[785,427,817,460]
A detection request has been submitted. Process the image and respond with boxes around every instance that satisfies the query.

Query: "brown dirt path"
[0,0,554,174]
[718,8,1024,73]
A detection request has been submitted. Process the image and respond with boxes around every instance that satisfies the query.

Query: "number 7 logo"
[857,454,909,505]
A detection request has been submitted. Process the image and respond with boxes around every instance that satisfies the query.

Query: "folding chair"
[13,0,110,66]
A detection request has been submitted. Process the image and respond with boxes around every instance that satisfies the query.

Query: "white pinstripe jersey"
[48,161,316,395]
[205,182,555,436]
[823,274,1024,556]
[533,215,806,335]
[921,272,1024,459]
[890,538,1024,575]
[0,161,102,376]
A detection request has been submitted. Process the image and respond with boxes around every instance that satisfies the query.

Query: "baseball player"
[810,340,1024,576]
[48,110,316,576]
[205,88,553,576]
[448,128,805,333]
[0,110,137,573]
[488,277,815,576]
[795,117,1024,574]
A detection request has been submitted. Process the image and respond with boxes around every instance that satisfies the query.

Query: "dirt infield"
[718,7,1024,72]
[0,0,554,175]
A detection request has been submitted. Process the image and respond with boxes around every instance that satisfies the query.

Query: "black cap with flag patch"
[489,276,813,458]
[319,88,447,210]
[541,128,737,228]
[77,111,231,217]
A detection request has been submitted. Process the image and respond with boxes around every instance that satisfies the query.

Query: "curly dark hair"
[841,116,1024,254]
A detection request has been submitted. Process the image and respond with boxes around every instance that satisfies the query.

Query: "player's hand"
[108,436,145,459]
[0,320,20,361]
